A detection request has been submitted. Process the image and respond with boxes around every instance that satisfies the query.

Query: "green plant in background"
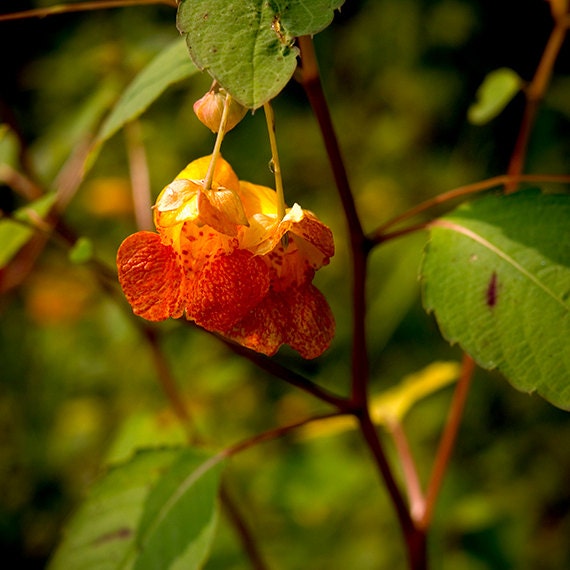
[1,1,569,569]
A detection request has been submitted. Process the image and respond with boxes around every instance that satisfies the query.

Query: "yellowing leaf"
[369,361,461,425]
[299,361,461,439]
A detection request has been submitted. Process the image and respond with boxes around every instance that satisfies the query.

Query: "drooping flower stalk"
[263,101,286,222]
[203,92,234,192]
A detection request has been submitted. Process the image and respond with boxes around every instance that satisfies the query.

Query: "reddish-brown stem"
[219,485,269,570]
[372,222,431,246]
[224,412,346,457]
[419,354,475,530]
[297,36,364,245]
[141,325,194,438]
[0,164,43,201]
[297,35,370,406]
[371,173,570,239]
[389,421,425,523]
[0,0,176,21]
[298,33,420,566]
[357,411,426,570]
[221,337,352,412]
[506,14,569,190]
[125,122,154,232]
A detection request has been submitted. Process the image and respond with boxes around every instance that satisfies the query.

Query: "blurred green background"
[1,0,570,568]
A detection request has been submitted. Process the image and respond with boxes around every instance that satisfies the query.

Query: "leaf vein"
[433,219,568,312]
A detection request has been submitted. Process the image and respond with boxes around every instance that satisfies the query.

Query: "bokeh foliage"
[1,1,570,569]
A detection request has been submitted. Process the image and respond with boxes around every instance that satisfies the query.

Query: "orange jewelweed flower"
[117,155,335,359]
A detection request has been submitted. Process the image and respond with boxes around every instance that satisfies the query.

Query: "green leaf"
[134,449,224,570]
[0,123,20,167]
[0,193,57,269]
[48,449,179,570]
[69,237,94,264]
[96,38,200,146]
[467,67,523,125]
[177,0,345,108]
[48,448,224,570]
[421,189,570,409]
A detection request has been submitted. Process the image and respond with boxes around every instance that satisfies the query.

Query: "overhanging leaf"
[421,189,570,410]
[177,0,345,108]
[96,38,200,146]
[467,67,523,125]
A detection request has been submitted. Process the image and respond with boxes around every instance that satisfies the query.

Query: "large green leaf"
[48,448,224,570]
[96,38,200,146]
[421,189,570,410]
[134,449,224,570]
[177,0,345,108]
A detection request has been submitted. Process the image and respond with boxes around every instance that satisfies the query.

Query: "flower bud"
[193,87,248,133]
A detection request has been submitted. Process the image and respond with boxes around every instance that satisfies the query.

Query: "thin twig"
[125,121,153,232]
[357,411,425,569]
[0,0,176,22]
[141,325,195,439]
[0,164,43,201]
[223,412,346,457]
[506,13,570,190]
[220,484,270,570]
[53,136,94,213]
[419,354,475,529]
[388,421,425,523]
[370,173,570,239]
[222,340,352,412]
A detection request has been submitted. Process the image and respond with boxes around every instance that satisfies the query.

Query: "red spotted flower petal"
[117,231,185,321]
[188,249,270,331]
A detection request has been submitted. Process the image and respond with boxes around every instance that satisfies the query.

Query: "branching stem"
[298,33,420,565]
[0,0,176,21]
[506,12,570,189]
[370,173,570,240]
[420,354,475,529]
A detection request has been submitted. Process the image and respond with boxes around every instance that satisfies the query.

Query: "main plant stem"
[298,34,423,567]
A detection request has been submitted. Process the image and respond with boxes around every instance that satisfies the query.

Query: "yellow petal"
[176,154,240,191]
[238,180,278,217]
